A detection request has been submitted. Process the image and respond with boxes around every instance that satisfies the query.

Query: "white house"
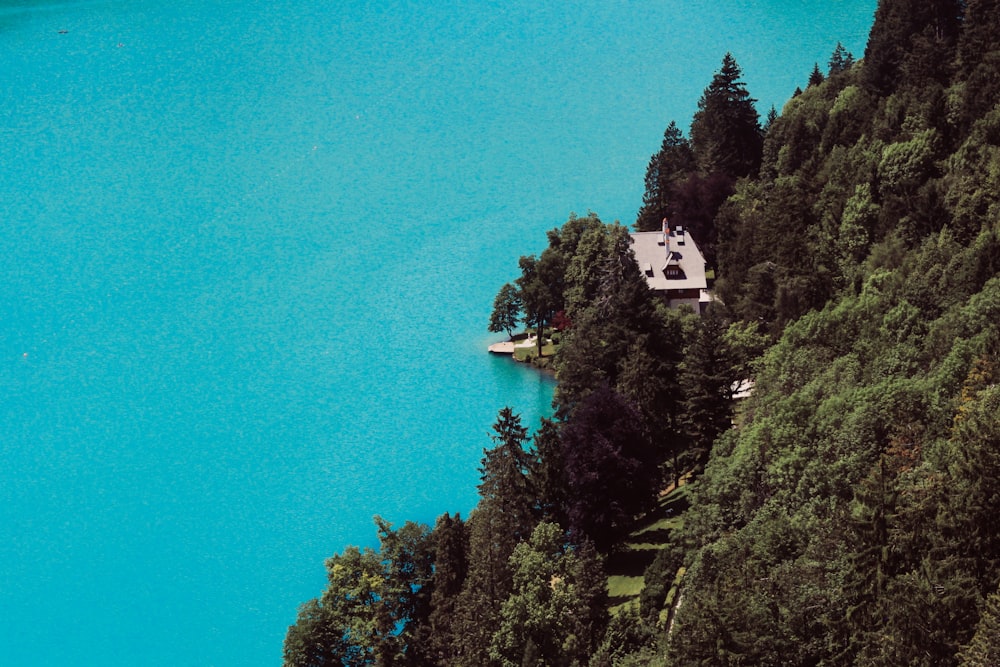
[630,221,711,312]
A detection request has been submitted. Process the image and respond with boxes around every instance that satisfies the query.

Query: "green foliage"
[517,251,563,357]
[450,409,540,665]
[955,0,1000,129]
[878,128,939,198]
[478,407,534,538]
[561,385,661,552]
[680,306,734,470]
[638,543,684,625]
[944,108,1000,242]
[589,606,655,667]
[828,41,855,76]
[527,418,569,526]
[488,283,522,339]
[489,522,608,667]
[862,0,962,96]
[636,122,695,232]
[959,583,1000,666]
[555,221,665,414]
[422,513,468,665]
[808,62,824,88]
[690,53,763,179]
[283,518,434,667]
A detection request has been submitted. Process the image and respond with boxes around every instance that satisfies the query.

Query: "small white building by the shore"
[630,221,711,312]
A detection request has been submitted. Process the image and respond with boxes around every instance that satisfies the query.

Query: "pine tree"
[526,418,568,526]
[477,407,536,544]
[690,53,763,179]
[958,0,1000,75]
[808,62,825,87]
[763,105,778,134]
[828,41,854,75]
[635,121,694,232]
[959,584,1000,666]
[956,0,1000,128]
[679,306,734,471]
[422,513,468,665]
[450,409,537,665]
[943,384,1000,595]
[450,510,506,666]
[560,384,658,551]
[862,0,962,95]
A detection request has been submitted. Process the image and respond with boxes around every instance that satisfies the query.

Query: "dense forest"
[284,0,1000,664]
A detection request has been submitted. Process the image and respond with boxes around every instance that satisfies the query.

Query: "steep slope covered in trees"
[636,1,1000,664]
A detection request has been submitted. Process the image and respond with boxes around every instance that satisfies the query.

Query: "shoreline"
[487,332,558,373]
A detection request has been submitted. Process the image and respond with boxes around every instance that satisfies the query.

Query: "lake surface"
[0,1,875,664]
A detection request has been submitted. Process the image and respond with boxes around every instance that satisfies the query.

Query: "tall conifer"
[690,53,763,179]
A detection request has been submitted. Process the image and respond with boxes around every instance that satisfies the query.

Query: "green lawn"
[605,482,692,612]
[512,339,557,362]
[511,328,561,367]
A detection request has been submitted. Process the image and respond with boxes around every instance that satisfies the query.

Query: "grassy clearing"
[606,482,692,612]
[513,339,558,362]
[511,328,561,368]
[607,575,645,611]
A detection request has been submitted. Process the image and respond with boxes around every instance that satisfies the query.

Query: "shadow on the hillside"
[607,548,658,577]
[660,492,691,516]
[633,527,675,545]
[608,593,635,608]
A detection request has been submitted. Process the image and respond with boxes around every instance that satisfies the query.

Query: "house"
[630,220,711,312]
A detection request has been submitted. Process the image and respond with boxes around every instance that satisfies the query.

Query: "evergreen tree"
[450,510,506,666]
[450,409,537,665]
[828,41,854,75]
[635,122,695,232]
[959,584,1000,666]
[477,408,536,543]
[808,62,825,87]
[422,513,469,665]
[762,105,778,134]
[679,306,734,471]
[690,53,763,179]
[956,0,1000,129]
[862,0,962,95]
[943,384,1000,595]
[615,308,687,488]
[526,418,568,526]
[556,223,659,414]
[560,385,659,552]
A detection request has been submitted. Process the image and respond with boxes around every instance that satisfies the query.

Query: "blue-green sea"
[1,1,875,664]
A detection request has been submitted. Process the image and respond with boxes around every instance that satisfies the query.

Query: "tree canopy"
[690,53,763,179]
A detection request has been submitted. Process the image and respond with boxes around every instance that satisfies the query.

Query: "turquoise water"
[1,1,875,665]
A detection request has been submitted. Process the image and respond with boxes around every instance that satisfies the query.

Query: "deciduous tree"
[489,522,607,667]
[283,518,434,667]
[488,283,521,339]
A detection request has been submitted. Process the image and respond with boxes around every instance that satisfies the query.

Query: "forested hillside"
[285,1,1000,664]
